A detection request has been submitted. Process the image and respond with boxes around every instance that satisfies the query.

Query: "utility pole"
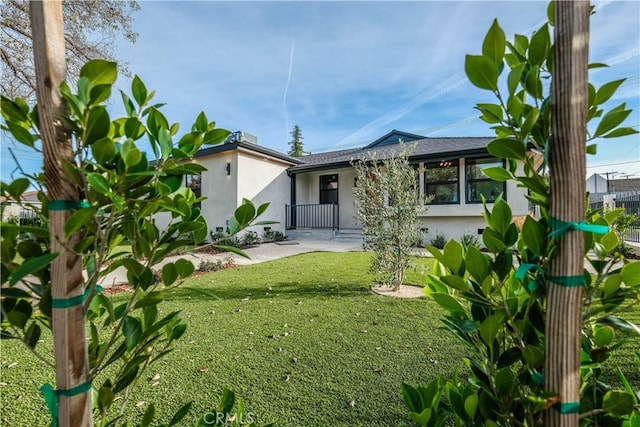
[604,171,618,193]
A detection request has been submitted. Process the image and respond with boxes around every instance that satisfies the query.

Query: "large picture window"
[319,174,338,204]
[466,157,505,203]
[424,160,459,204]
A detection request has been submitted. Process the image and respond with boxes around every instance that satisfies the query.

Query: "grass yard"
[2,252,463,426]
[1,251,638,426]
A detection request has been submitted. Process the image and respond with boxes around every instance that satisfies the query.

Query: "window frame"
[465,157,506,204]
[319,174,339,204]
[423,160,460,205]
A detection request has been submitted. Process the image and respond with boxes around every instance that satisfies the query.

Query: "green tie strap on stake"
[51,285,103,309]
[547,274,585,288]
[40,381,93,427]
[553,401,581,414]
[48,200,91,211]
[531,370,544,386]
[548,217,609,238]
[515,263,545,292]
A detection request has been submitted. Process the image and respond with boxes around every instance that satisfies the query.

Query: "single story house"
[173,129,529,243]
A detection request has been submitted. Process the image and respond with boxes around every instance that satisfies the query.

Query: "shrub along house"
[175,129,529,243]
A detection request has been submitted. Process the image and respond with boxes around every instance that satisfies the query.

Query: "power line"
[587,160,640,169]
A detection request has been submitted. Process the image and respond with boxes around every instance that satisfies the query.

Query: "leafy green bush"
[197,256,235,273]
[262,229,287,242]
[241,231,261,246]
[459,232,480,249]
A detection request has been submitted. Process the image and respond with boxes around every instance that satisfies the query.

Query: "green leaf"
[482,167,513,182]
[595,79,625,106]
[120,139,143,168]
[6,122,34,147]
[80,59,117,86]
[495,368,514,396]
[464,394,478,419]
[487,138,526,161]
[521,107,540,137]
[521,216,545,256]
[124,117,146,140]
[514,34,529,57]
[523,345,544,369]
[169,402,193,426]
[84,106,110,145]
[131,75,148,107]
[203,128,231,145]
[602,127,638,139]
[602,391,635,416]
[480,313,503,345]
[594,326,614,347]
[483,228,506,253]
[91,138,116,164]
[524,66,543,99]
[594,106,632,139]
[465,55,498,91]
[596,315,640,335]
[64,206,97,237]
[141,403,156,427]
[586,143,597,155]
[89,84,111,106]
[235,201,256,226]
[1,96,29,122]
[507,64,525,96]
[621,262,640,286]
[431,293,466,315]
[490,199,512,236]
[402,383,424,413]
[123,316,142,350]
[194,112,208,133]
[443,239,464,275]
[162,263,178,286]
[121,91,136,117]
[476,103,503,124]
[482,19,506,66]
[87,173,111,195]
[7,178,30,199]
[25,322,42,349]
[9,252,58,286]
[528,24,550,66]
[175,259,195,278]
[465,246,489,283]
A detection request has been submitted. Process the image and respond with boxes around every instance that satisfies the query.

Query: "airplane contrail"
[283,40,295,142]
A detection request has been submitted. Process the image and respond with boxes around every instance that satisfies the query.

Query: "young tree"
[288,124,304,157]
[352,146,428,291]
[1,0,139,100]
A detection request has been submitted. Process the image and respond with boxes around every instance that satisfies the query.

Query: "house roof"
[195,140,303,165]
[289,130,493,173]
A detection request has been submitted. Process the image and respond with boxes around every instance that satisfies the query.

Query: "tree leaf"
[521,216,545,256]
[168,402,193,426]
[431,293,466,315]
[9,252,58,286]
[203,128,231,145]
[621,262,640,286]
[594,107,632,139]
[131,75,148,107]
[482,19,506,66]
[595,79,625,106]
[80,59,118,86]
[487,138,526,161]
[84,106,111,145]
[602,127,638,139]
[234,201,256,226]
[528,24,550,66]
[65,206,97,237]
[87,173,111,195]
[123,316,142,350]
[602,391,635,416]
[482,167,513,182]
[465,55,498,91]
[6,122,34,147]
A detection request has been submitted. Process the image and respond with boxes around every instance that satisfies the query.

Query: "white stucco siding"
[236,150,291,234]
[198,152,238,235]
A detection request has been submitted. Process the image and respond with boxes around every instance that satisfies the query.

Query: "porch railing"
[285,204,339,230]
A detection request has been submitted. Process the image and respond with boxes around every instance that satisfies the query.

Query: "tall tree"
[1,0,139,101]
[288,124,304,157]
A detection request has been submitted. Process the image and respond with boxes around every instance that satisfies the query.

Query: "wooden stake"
[545,1,590,426]
[29,1,92,425]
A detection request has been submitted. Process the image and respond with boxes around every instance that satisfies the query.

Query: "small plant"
[210,231,240,248]
[429,232,447,249]
[241,231,261,246]
[198,255,235,273]
[263,229,287,242]
[460,232,480,249]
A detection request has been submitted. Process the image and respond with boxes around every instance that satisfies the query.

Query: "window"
[186,174,202,209]
[466,157,505,203]
[424,160,459,204]
[319,174,338,204]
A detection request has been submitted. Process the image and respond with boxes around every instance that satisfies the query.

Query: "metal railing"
[285,204,339,230]
[589,191,640,243]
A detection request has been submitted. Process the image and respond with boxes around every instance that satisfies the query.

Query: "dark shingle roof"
[289,135,493,173]
[195,140,303,165]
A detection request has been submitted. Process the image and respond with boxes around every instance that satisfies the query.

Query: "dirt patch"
[102,284,133,296]
[371,284,425,298]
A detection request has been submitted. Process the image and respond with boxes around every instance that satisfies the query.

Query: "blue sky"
[2,0,639,182]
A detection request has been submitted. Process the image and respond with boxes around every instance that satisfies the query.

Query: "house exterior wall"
[198,152,238,236]
[236,150,291,234]
[292,156,529,239]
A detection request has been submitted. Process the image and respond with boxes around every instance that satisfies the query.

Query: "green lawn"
[1,251,638,426]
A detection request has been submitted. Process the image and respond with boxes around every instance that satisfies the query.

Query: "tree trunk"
[30,1,92,425]
[545,1,590,426]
